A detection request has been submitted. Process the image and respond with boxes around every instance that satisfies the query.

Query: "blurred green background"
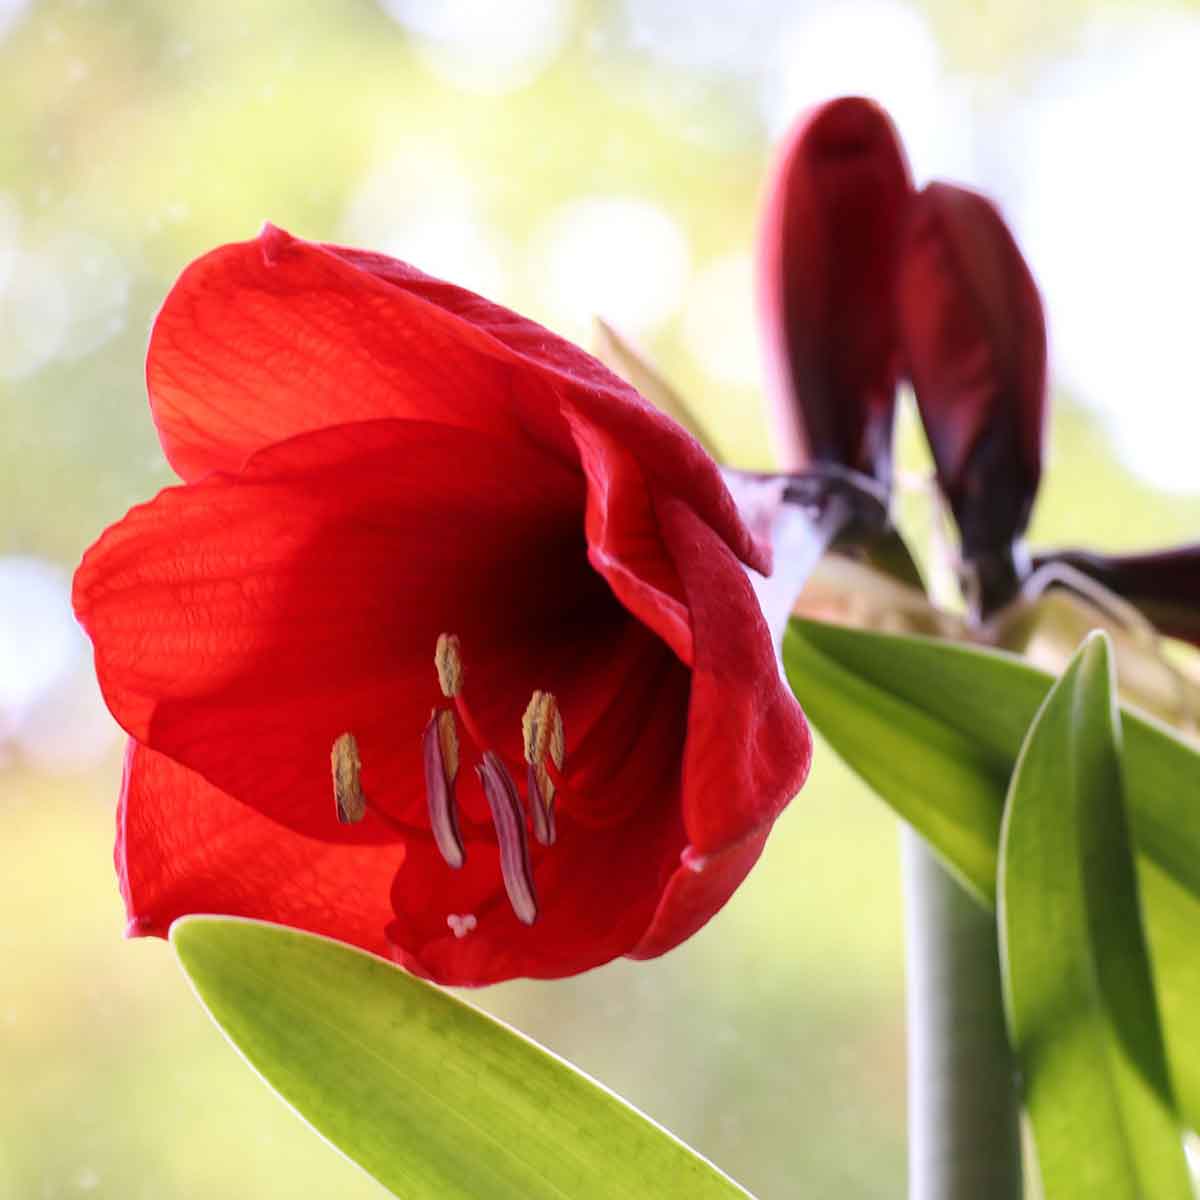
[2,1,1199,1196]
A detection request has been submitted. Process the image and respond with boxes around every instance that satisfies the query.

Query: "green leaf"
[782,617,1200,1129]
[998,633,1191,1198]
[172,917,752,1200]
[783,620,1006,905]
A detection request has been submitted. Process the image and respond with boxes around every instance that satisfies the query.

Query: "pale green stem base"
[902,831,1024,1200]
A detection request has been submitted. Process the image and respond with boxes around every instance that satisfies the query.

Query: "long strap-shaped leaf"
[782,617,1200,1129]
[998,633,1191,1198]
[173,917,753,1200]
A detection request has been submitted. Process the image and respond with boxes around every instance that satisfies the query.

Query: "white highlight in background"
[761,0,975,185]
[378,0,572,94]
[340,140,510,299]
[682,253,760,388]
[531,196,690,342]
[1015,14,1200,493]
[0,198,129,378]
[0,556,118,771]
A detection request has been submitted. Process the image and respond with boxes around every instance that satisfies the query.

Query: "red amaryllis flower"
[757,96,913,483]
[73,225,810,986]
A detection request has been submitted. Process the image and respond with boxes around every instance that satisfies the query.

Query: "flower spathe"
[74,225,811,985]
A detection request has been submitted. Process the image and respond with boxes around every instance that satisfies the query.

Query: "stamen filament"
[432,633,493,757]
[423,709,465,869]
[363,802,420,838]
[451,691,492,761]
[543,757,579,807]
[526,764,557,847]
[331,733,423,835]
[476,751,538,926]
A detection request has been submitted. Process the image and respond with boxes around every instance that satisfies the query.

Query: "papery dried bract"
[1032,544,1200,648]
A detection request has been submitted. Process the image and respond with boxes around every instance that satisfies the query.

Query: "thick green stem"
[902,831,1023,1199]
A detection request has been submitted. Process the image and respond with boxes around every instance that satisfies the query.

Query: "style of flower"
[73,225,811,986]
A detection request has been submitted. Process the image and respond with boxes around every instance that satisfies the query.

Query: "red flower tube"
[73,225,811,986]
[757,96,913,482]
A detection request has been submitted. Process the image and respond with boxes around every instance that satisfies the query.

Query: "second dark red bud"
[896,182,1048,608]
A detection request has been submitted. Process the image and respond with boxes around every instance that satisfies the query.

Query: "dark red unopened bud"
[757,97,913,482]
[896,182,1047,571]
[1032,544,1200,647]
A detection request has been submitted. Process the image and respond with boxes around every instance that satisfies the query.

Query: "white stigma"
[446,913,477,939]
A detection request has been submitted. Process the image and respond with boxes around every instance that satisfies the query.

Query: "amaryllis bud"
[1032,544,1200,647]
[757,96,913,482]
[896,182,1047,608]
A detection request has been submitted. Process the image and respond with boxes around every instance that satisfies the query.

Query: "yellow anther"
[434,708,459,781]
[331,731,365,824]
[522,690,564,770]
[435,633,464,698]
[522,689,564,803]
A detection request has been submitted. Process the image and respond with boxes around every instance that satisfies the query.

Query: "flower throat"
[330,633,567,928]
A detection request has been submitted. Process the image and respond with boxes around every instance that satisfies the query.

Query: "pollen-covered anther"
[331,732,366,824]
[522,690,564,846]
[477,750,538,925]
[434,633,464,699]
[423,709,465,869]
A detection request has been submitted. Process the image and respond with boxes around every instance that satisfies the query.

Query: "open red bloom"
[73,225,810,985]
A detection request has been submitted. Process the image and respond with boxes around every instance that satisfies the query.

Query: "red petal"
[628,827,770,960]
[147,227,557,482]
[325,237,768,576]
[562,399,693,664]
[386,792,687,986]
[548,620,689,834]
[75,419,613,841]
[896,182,1047,555]
[657,497,811,855]
[757,97,913,479]
[149,226,767,576]
[118,740,400,955]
